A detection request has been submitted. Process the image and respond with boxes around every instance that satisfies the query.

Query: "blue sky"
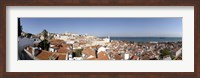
[20,18,182,37]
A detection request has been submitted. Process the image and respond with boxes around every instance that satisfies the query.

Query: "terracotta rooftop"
[82,47,96,57]
[58,55,66,60]
[27,46,32,54]
[50,39,65,45]
[97,51,109,60]
[36,50,53,60]
[79,43,86,45]
[86,55,97,60]
[131,55,139,60]
[49,53,59,60]
[57,47,69,53]
[91,45,98,49]
[113,54,122,60]
[61,44,72,48]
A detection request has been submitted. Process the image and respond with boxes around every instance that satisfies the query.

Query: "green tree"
[18,18,22,37]
[160,48,171,59]
[38,39,50,51]
[75,49,83,57]
[42,29,48,39]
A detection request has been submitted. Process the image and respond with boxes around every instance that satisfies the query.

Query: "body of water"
[109,37,182,42]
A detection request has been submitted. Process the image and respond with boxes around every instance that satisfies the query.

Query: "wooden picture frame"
[0,0,199,78]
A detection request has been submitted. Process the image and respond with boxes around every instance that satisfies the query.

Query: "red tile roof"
[36,50,53,60]
[82,47,96,57]
[86,56,97,60]
[57,47,69,53]
[58,55,66,60]
[61,44,72,48]
[131,56,139,60]
[27,46,32,54]
[113,54,122,60]
[97,51,109,60]
[50,39,65,45]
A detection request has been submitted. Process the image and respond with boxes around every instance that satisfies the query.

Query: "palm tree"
[42,29,48,39]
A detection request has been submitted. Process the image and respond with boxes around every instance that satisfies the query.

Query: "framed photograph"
[0,0,199,78]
